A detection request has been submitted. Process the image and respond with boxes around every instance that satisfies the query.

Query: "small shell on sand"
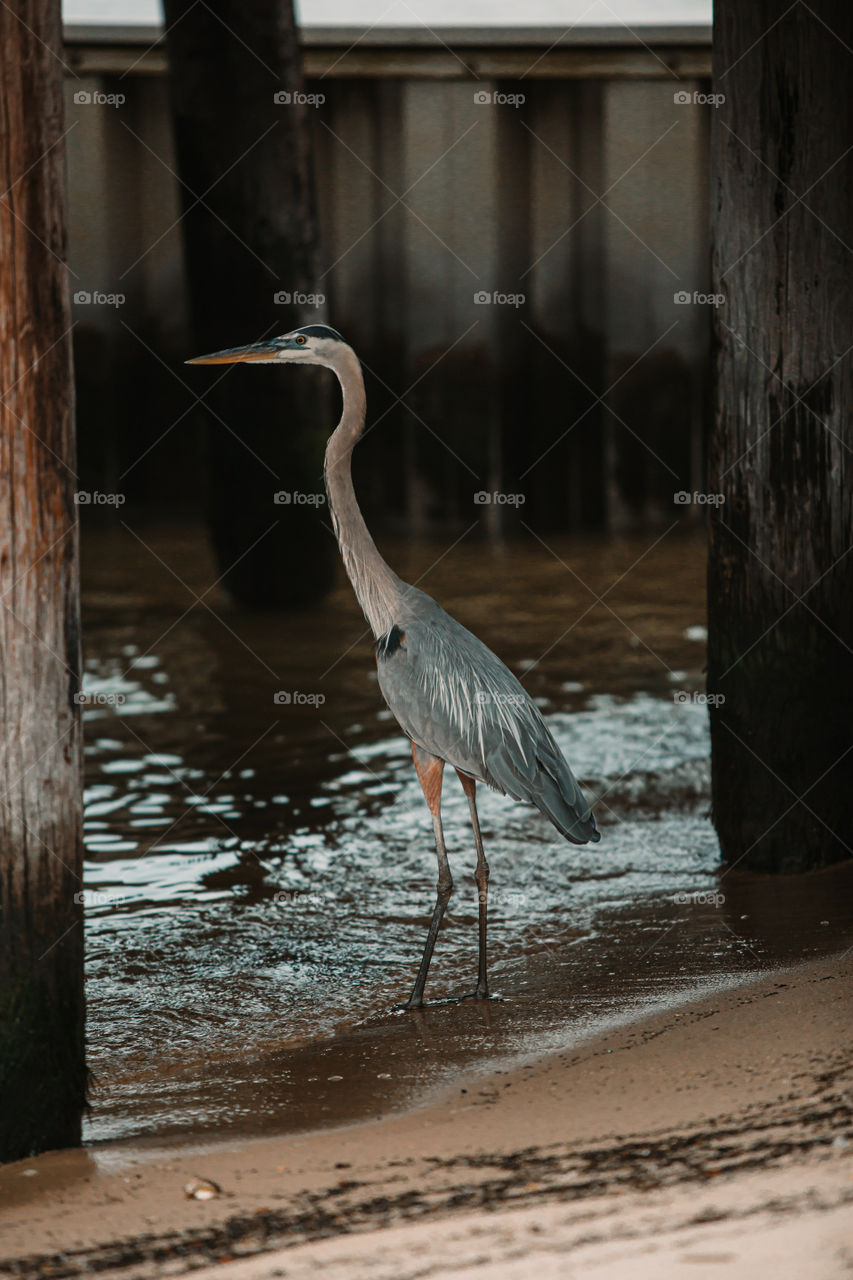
[184,1177,221,1200]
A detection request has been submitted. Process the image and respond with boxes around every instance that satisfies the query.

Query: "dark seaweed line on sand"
[3,1087,851,1280]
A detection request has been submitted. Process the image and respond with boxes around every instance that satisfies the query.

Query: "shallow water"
[78,522,853,1147]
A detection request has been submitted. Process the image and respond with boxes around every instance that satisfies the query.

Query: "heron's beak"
[186,341,280,365]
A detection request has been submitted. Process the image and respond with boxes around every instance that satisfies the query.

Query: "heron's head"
[186,324,348,370]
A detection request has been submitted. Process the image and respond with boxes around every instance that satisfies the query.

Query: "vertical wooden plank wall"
[64,49,713,535]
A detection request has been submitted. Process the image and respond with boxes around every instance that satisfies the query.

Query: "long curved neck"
[324,347,403,637]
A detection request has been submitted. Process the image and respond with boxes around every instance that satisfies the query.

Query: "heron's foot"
[455,988,502,1003]
[396,992,491,1011]
[394,994,424,1012]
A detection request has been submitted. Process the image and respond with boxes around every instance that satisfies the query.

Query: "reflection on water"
[78,523,853,1146]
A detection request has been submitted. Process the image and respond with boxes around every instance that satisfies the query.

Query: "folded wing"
[376,601,599,845]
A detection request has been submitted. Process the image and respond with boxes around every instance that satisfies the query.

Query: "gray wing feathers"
[376,598,599,845]
[484,726,599,845]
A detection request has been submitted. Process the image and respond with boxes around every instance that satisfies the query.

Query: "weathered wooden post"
[708,0,853,872]
[164,0,335,609]
[0,0,86,1159]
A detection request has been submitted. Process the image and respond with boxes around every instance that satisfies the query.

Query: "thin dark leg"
[457,770,490,999]
[405,743,451,1009]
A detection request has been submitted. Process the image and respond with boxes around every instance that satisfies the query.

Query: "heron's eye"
[295,335,307,346]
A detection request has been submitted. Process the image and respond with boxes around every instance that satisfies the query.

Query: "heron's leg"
[456,770,490,999]
[406,742,451,1009]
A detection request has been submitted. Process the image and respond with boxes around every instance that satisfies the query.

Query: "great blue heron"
[188,324,599,1008]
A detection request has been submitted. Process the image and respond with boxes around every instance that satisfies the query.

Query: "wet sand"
[2,948,850,1278]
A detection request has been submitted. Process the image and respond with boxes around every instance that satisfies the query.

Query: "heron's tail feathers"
[484,739,599,845]
[531,755,600,845]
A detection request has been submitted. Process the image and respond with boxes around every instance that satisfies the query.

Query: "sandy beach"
[2,948,850,1278]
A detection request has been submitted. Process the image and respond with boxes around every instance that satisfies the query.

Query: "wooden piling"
[0,0,86,1160]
